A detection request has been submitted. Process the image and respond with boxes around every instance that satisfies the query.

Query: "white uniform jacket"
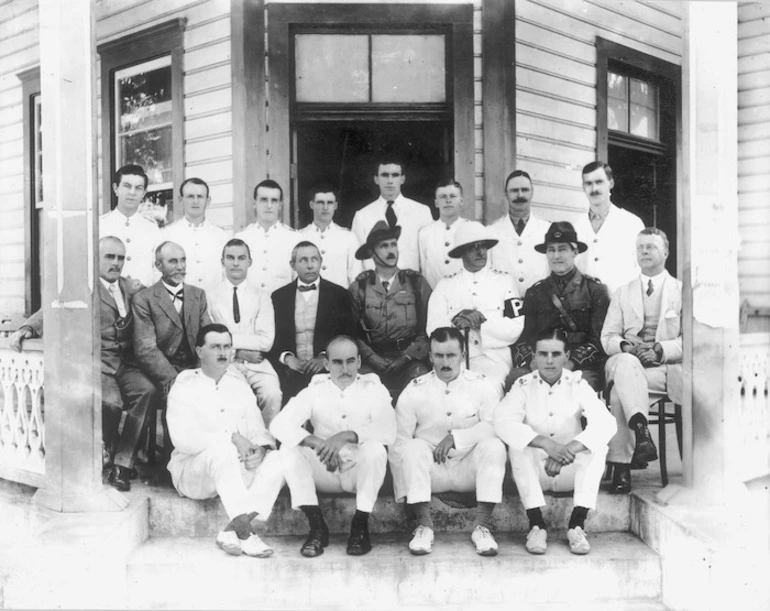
[394,369,501,458]
[166,369,275,475]
[99,209,161,287]
[269,372,396,449]
[488,213,551,294]
[234,221,299,294]
[299,221,363,288]
[161,218,230,293]
[574,203,645,295]
[207,279,277,375]
[427,265,524,368]
[495,370,616,454]
[352,194,433,272]
[418,217,471,288]
[601,271,683,363]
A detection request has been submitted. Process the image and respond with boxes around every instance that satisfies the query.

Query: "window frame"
[97,19,185,215]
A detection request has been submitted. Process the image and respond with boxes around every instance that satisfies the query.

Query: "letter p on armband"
[503,298,524,319]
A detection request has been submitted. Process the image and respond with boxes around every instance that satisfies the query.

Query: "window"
[97,19,185,225]
[607,71,659,141]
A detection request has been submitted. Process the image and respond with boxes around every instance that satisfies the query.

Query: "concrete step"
[127,532,662,610]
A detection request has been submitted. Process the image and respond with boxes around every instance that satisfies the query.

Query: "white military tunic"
[99,209,161,287]
[427,265,524,388]
[162,218,229,293]
[298,221,363,288]
[270,372,396,512]
[390,369,506,504]
[488,213,551,295]
[234,221,299,294]
[417,217,471,288]
[166,368,285,520]
[495,370,616,509]
[352,194,433,273]
[574,203,645,295]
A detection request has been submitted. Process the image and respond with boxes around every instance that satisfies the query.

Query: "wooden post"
[33,0,127,512]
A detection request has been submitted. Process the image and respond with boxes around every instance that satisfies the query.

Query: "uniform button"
[126,256,132,261]
[549,412,554,416]
[196,259,201,263]
[594,239,598,243]
[518,259,523,264]
[519,277,524,282]
[341,414,347,419]
[263,250,268,254]
[445,242,450,247]
[594,257,599,262]
[321,250,326,254]
[263,266,267,271]
[261,283,266,288]
[321,235,325,239]
[473,340,479,345]
[322,265,327,270]
[550,433,555,437]
[472,292,477,296]
[446,412,452,416]
[517,241,523,246]
[445,260,450,264]
[126,238,131,243]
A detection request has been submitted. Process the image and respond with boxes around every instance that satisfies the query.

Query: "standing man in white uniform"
[352,157,433,273]
[574,161,645,295]
[100,164,161,289]
[207,238,283,426]
[488,170,550,295]
[235,179,299,294]
[298,184,363,288]
[418,178,472,288]
[162,178,229,294]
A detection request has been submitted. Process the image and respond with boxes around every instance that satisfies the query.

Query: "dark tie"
[166,287,183,302]
[515,218,525,236]
[646,279,654,297]
[382,280,390,292]
[385,200,397,229]
[298,284,317,292]
[233,286,241,324]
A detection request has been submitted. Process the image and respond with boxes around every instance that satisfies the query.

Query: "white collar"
[297,278,320,291]
[376,193,405,206]
[641,270,667,292]
[162,280,184,295]
[100,277,120,291]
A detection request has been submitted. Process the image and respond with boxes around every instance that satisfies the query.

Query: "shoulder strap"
[549,292,579,332]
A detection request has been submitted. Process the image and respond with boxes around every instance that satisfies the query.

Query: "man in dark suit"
[133,240,213,397]
[10,236,157,492]
[270,240,356,401]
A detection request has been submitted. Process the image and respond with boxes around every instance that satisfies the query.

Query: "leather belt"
[372,336,415,353]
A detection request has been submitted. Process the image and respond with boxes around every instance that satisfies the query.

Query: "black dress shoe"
[108,465,132,492]
[633,425,659,463]
[609,464,631,494]
[346,522,372,556]
[300,523,329,558]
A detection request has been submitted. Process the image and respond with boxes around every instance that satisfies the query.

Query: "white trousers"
[605,353,683,463]
[170,440,285,520]
[232,362,283,427]
[390,437,506,504]
[510,445,608,510]
[280,441,388,513]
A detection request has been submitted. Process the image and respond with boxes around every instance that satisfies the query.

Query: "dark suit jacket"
[132,281,211,388]
[269,278,355,366]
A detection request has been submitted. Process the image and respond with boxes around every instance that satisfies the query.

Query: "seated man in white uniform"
[601,227,683,494]
[495,329,616,556]
[270,335,396,558]
[166,323,286,558]
[427,222,525,390]
[391,327,506,557]
[207,238,282,425]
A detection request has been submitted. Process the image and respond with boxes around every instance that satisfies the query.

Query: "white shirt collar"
[376,193,405,207]
[100,277,119,291]
[641,270,667,292]
[297,278,320,291]
[162,279,184,295]
[185,217,207,230]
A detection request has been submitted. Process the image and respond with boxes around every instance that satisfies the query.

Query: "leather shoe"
[346,522,372,556]
[108,465,131,492]
[300,523,329,558]
[633,425,658,463]
[609,464,631,494]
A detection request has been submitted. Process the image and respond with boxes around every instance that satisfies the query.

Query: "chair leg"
[674,404,683,459]
[147,408,158,465]
[657,402,668,487]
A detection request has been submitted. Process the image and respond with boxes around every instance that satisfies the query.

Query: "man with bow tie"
[9,236,157,492]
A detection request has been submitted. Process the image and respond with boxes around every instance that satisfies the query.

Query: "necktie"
[515,218,525,236]
[108,283,127,317]
[298,284,317,292]
[385,200,397,229]
[233,286,241,324]
[382,280,390,292]
[646,279,654,297]
[166,287,184,313]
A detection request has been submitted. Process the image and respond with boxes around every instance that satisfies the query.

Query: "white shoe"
[409,525,434,555]
[471,525,498,556]
[567,526,590,555]
[241,533,273,558]
[525,526,547,555]
[216,530,242,556]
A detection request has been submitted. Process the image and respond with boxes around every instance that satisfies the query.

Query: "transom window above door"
[607,70,660,141]
[294,33,446,103]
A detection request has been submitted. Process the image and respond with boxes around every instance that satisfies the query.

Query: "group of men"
[10,157,682,561]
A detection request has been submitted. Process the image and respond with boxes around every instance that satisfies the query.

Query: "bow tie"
[166,288,184,301]
[297,284,317,292]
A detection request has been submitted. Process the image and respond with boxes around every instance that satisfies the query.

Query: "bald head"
[154,240,187,286]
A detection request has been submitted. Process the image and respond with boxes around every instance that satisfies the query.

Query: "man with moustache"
[488,170,550,295]
[298,184,363,288]
[162,177,229,294]
[235,179,299,294]
[427,222,525,391]
[10,236,157,492]
[418,179,473,288]
[350,221,432,398]
[270,336,396,557]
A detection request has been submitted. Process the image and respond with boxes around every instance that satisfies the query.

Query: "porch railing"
[0,338,45,487]
[738,332,770,482]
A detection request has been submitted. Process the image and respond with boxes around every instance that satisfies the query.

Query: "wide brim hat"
[447,221,499,258]
[355,220,402,260]
[534,221,588,254]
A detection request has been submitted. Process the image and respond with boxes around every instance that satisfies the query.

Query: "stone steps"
[127,532,663,610]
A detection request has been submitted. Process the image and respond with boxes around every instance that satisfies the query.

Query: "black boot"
[346,511,372,556]
[300,506,329,558]
[632,423,658,463]
[609,463,631,494]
